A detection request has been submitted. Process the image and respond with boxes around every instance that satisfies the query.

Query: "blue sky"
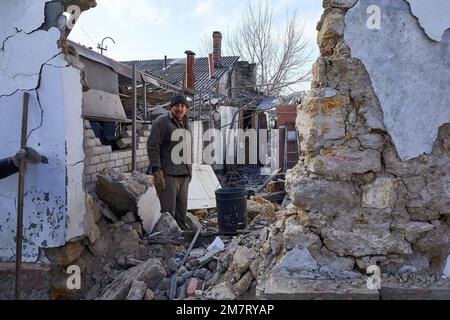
[68,0,323,90]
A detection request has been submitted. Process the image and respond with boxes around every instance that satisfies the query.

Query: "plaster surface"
[345,0,450,160]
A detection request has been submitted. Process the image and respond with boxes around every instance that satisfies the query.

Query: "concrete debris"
[152,212,183,239]
[98,258,167,300]
[204,282,236,300]
[126,280,147,300]
[95,169,161,233]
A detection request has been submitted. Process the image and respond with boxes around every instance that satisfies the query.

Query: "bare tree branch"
[226,1,313,96]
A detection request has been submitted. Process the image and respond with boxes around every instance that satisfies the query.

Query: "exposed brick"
[84,139,96,148]
[85,165,97,175]
[84,120,91,129]
[138,143,146,150]
[93,146,103,155]
[123,158,132,165]
[91,174,98,183]
[96,163,106,171]
[90,156,101,165]
[102,146,112,153]
[138,136,148,143]
[85,129,95,138]
[115,159,124,166]
[120,166,129,173]
[101,154,110,162]
[110,153,119,161]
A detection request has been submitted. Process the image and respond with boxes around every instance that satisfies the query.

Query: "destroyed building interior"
[0,0,450,301]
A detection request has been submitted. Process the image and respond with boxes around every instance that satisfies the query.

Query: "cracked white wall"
[345,0,450,160]
[0,1,86,262]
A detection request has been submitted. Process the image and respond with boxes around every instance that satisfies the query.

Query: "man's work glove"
[153,170,166,194]
[12,147,42,167]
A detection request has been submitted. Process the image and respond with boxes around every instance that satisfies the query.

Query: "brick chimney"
[213,31,222,68]
[184,50,196,90]
[208,53,215,79]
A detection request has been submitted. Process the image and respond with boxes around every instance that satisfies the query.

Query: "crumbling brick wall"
[83,121,151,193]
[286,0,450,275]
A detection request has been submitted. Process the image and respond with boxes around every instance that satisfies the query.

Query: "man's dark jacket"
[147,112,192,176]
[0,157,19,179]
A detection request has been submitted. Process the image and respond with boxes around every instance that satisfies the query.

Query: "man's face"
[171,103,189,121]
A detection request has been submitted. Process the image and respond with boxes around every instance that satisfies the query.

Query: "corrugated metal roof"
[122,56,240,92]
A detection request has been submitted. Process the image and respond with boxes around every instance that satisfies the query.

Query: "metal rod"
[181,227,201,267]
[131,62,137,172]
[143,81,147,121]
[15,92,29,300]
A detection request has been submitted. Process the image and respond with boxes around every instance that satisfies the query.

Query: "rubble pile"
[276,0,450,280]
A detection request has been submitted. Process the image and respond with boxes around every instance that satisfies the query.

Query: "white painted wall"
[0,2,86,261]
[345,0,450,160]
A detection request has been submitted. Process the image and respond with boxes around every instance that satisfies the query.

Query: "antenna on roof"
[97,37,116,55]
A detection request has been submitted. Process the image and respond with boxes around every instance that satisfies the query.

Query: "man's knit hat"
[170,94,190,108]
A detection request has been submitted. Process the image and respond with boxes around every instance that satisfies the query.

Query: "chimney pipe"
[164,55,167,69]
[184,50,196,90]
[208,53,215,79]
[213,31,222,68]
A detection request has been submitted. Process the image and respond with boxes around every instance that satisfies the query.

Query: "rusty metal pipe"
[15,92,29,300]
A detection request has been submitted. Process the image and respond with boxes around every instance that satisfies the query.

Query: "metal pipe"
[15,92,29,300]
[143,81,147,121]
[132,62,137,172]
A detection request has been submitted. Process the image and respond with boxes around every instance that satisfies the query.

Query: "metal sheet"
[82,89,128,121]
[188,164,221,210]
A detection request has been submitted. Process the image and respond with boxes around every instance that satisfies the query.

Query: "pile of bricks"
[83,120,151,193]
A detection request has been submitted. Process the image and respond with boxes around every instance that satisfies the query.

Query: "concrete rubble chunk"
[98,258,167,300]
[204,282,236,300]
[234,271,254,296]
[229,247,253,274]
[95,169,161,233]
[84,194,101,244]
[152,213,182,238]
[126,281,147,300]
[144,289,155,300]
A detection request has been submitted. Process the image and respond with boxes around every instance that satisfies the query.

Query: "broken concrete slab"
[152,212,182,238]
[257,276,379,300]
[95,169,161,233]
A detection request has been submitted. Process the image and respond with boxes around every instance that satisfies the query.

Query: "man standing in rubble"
[0,148,43,180]
[148,94,192,230]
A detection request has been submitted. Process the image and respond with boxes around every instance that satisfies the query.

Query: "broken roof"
[122,56,240,93]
